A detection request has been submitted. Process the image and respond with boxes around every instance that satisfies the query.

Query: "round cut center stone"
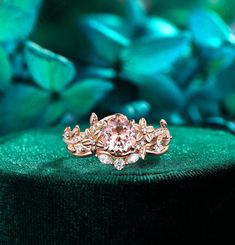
[101,114,137,154]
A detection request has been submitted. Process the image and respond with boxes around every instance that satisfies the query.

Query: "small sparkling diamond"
[98,154,113,164]
[76,144,83,152]
[114,158,125,170]
[127,153,140,164]
[72,136,82,143]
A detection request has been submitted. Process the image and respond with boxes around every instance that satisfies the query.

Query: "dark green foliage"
[0,0,235,135]
[0,47,12,91]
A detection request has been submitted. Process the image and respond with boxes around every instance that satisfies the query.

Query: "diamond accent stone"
[98,154,113,164]
[100,114,137,155]
[71,136,82,143]
[76,144,83,152]
[114,158,125,170]
[127,153,140,164]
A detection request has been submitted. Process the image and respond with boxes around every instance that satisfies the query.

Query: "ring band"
[63,113,172,170]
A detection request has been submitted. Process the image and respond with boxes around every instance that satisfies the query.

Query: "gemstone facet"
[114,158,125,170]
[101,114,137,155]
[76,144,83,152]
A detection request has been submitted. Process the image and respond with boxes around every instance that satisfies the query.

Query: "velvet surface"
[0,126,235,244]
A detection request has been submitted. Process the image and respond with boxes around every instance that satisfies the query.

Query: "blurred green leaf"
[80,14,125,33]
[62,79,114,117]
[121,34,191,79]
[125,0,146,28]
[187,86,222,123]
[117,100,150,119]
[80,15,130,65]
[205,0,235,22]
[173,57,199,88]
[0,0,41,42]
[188,98,221,123]
[225,92,235,116]
[84,66,116,79]
[98,78,137,112]
[145,17,179,38]
[163,8,190,28]
[0,84,50,132]
[25,41,76,92]
[0,47,12,91]
[137,75,184,111]
[204,59,235,100]
[39,101,65,126]
[205,117,235,134]
[189,10,235,47]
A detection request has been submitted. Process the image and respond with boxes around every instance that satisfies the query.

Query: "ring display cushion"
[0,126,235,244]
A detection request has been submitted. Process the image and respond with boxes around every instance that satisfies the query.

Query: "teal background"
[1,0,235,135]
[1,2,235,243]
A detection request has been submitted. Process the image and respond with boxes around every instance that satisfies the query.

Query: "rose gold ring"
[63,113,172,170]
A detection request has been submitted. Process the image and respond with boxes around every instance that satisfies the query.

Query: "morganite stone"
[101,114,137,154]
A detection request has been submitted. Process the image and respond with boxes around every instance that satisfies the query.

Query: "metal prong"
[160,119,167,128]
[90,112,98,126]
[64,126,71,132]
[139,117,147,127]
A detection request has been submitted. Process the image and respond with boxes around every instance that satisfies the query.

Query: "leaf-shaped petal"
[0,0,41,41]
[90,112,98,125]
[189,10,235,47]
[187,87,221,123]
[39,101,65,126]
[145,17,179,38]
[0,46,12,91]
[145,133,154,143]
[83,66,116,80]
[62,79,114,117]
[80,14,125,33]
[25,41,76,92]
[125,0,146,27]
[138,75,184,111]
[0,84,50,134]
[139,117,147,128]
[121,34,191,79]
[80,14,130,65]
[204,59,235,100]
[140,146,146,160]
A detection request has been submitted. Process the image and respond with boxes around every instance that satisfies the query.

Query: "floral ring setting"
[63,113,172,170]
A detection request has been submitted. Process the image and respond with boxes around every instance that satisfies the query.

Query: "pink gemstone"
[101,114,137,154]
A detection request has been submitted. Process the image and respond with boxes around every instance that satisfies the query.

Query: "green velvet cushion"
[0,126,235,244]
